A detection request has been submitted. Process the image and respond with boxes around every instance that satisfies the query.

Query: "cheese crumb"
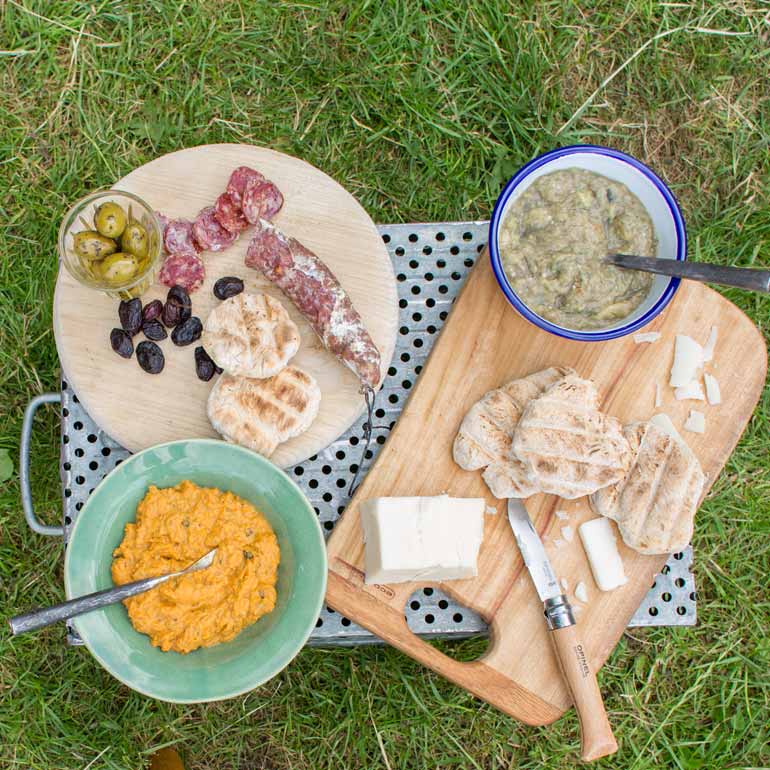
[560,577,569,591]
[553,538,566,549]
[655,382,662,408]
[634,331,661,344]
[575,581,589,604]
[674,381,705,401]
[704,373,721,405]
[485,504,497,515]
[684,410,705,434]
[561,525,574,542]
[555,509,569,520]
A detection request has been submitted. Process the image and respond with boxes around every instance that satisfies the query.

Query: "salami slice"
[192,206,238,252]
[213,191,249,234]
[245,220,381,387]
[159,253,206,293]
[242,179,284,224]
[226,166,266,207]
[163,218,199,257]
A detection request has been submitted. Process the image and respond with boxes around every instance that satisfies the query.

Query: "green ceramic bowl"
[64,439,327,703]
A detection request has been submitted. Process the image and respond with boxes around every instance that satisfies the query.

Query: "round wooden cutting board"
[54,144,398,467]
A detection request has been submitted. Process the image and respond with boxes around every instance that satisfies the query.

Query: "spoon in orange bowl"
[8,548,217,636]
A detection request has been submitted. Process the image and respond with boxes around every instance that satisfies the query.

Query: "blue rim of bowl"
[63,438,327,703]
[488,144,687,342]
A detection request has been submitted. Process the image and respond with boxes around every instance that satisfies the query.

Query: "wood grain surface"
[326,255,766,725]
[53,144,398,467]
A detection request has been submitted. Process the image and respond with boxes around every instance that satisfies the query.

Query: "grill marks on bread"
[207,367,320,457]
[590,422,704,555]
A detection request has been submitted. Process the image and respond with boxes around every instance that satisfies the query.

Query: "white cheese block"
[704,373,721,405]
[579,517,628,592]
[360,496,485,585]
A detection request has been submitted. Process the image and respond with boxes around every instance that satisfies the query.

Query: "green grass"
[1,1,769,768]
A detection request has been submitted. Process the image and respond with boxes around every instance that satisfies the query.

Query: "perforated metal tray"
[33,220,696,646]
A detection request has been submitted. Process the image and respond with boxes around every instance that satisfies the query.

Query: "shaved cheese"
[655,382,662,408]
[702,325,718,362]
[684,410,705,434]
[555,509,569,521]
[579,517,628,592]
[561,525,574,542]
[704,373,721,405]
[560,577,569,591]
[574,581,589,604]
[650,413,680,441]
[674,381,705,401]
[670,334,704,387]
[634,332,661,344]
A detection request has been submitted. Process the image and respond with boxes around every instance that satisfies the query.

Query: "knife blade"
[507,499,617,762]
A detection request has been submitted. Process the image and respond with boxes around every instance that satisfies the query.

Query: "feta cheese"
[579,517,628,592]
[360,496,484,585]
[702,325,718,362]
[704,373,721,405]
[684,410,705,434]
[674,380,705,401]
[670,334,704,388]
[633,332,661,344]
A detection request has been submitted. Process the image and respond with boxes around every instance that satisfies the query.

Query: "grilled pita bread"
[207,367,320,457]
[203,293,300,379]
[512,374,632,499]
[453,367,572,498]
[590,421,704,555]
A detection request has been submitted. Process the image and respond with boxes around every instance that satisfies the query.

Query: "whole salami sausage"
[245,220,381,388]
[193,206,238,252]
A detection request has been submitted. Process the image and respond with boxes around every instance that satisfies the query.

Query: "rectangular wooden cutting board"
[326,254,766,725]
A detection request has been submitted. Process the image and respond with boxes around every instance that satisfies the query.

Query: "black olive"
[167,284,192,312]
[194,346,216,381]
[136,340,164,374]
[213,276,244,300]
[142,319,167,341]
[161,300,182,328]
[171,316,202,346]
[110,328,133,358]
[142,299,163,323]
[118,298,142,336]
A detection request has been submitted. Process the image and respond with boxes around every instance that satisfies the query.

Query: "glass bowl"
[58,190,163,299]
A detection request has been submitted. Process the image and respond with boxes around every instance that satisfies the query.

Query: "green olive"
[73,230,117,261]
[120,221,149,258]
[94,202,127,239]
[100,252,140,286]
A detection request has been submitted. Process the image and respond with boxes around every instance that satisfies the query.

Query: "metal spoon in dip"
[607,254,770,293]
[7,548,218,636]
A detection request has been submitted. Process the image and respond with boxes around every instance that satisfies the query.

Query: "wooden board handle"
[550,624,618,761]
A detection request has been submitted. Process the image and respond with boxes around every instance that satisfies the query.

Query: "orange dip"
[111,480,280,653]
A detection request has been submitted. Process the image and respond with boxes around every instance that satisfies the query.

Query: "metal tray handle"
[20,393,64,537]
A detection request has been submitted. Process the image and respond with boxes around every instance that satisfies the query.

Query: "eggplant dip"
[499,169,656,330]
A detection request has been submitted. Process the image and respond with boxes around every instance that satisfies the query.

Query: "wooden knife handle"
[550,624,618,761]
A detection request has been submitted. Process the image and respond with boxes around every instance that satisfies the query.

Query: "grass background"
[1,1,769,768]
